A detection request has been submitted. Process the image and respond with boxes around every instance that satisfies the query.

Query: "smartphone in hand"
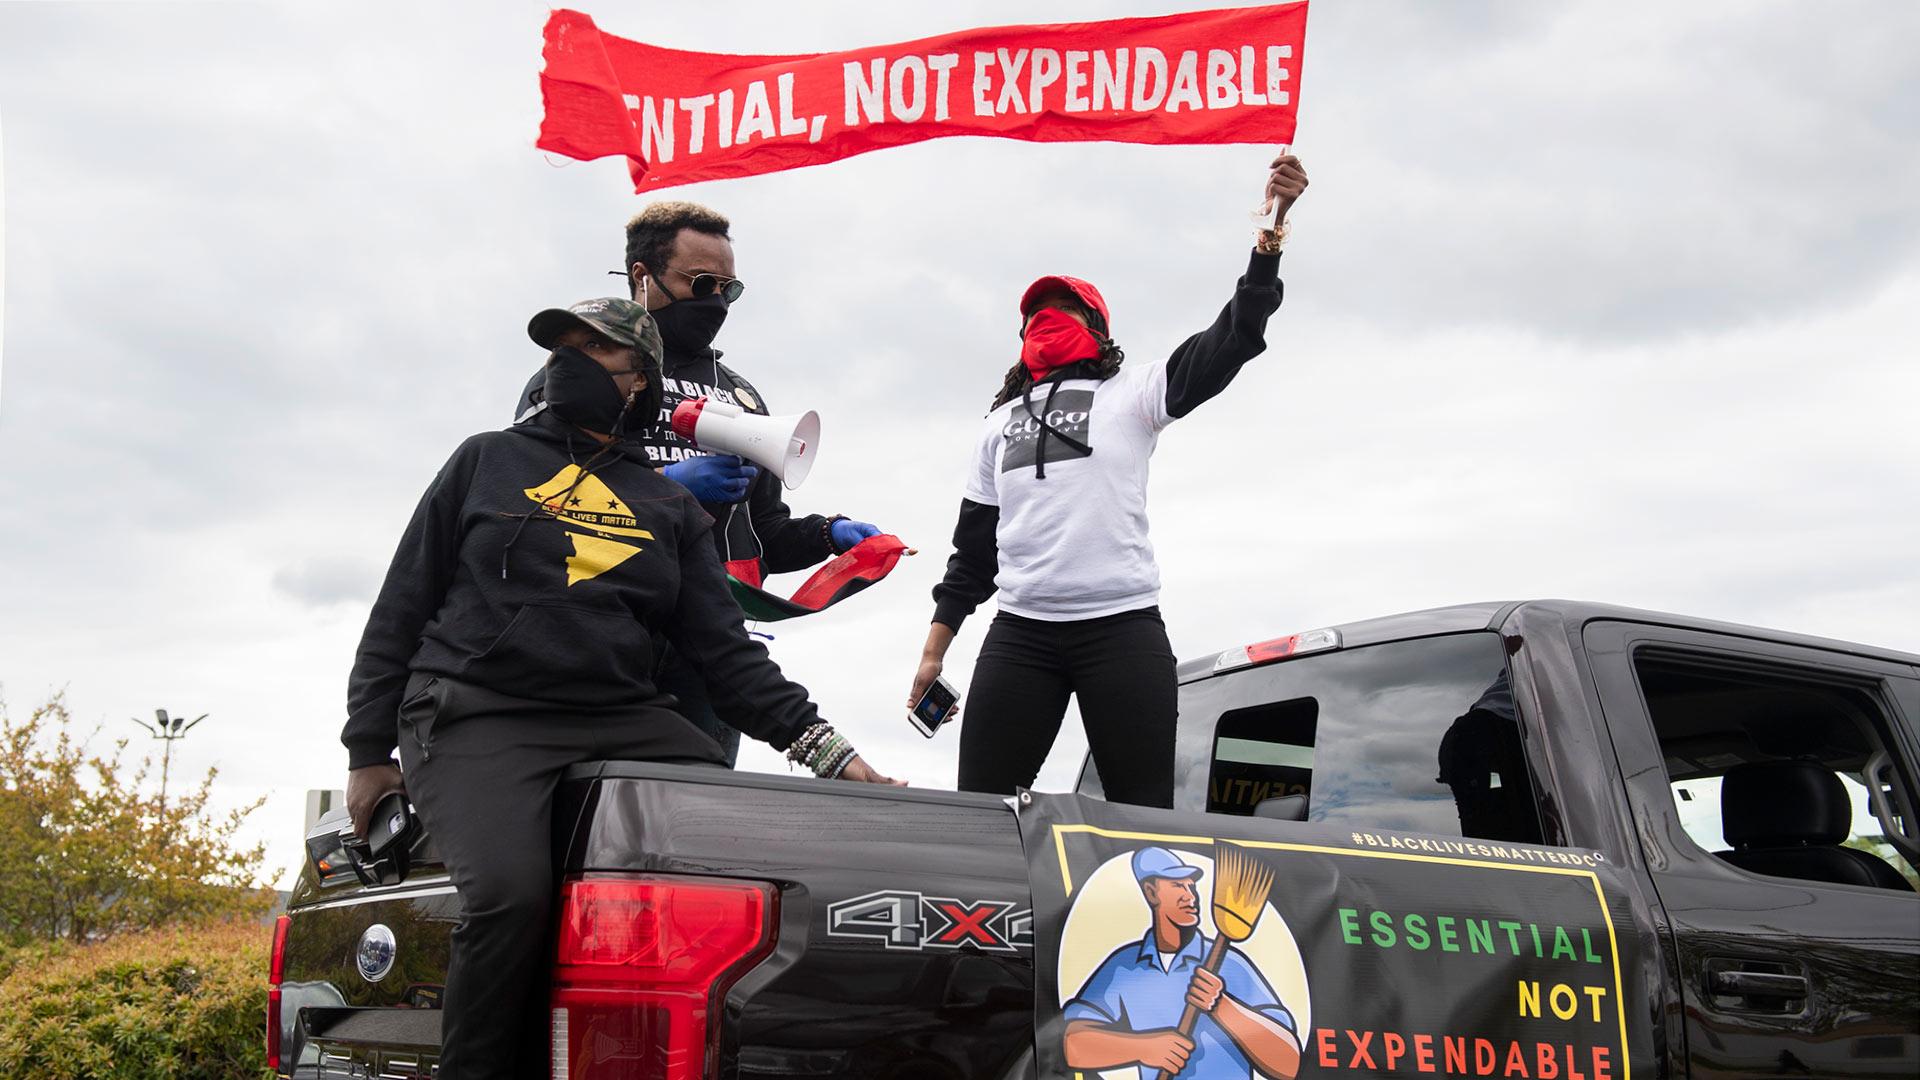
[909,675,960,738]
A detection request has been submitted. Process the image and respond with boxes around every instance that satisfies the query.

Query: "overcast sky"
[2,1,1915,887]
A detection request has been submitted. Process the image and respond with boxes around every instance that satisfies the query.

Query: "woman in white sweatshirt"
[909,154,1310,808]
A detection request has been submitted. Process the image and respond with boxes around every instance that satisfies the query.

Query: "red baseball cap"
[1019,275,1111,335]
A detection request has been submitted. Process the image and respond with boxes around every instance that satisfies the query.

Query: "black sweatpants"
[395,674,726,1080]
[956,606,1178,808]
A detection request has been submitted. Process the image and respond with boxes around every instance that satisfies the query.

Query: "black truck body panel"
[278,600,1920,1079]
[563,768,1034,1080]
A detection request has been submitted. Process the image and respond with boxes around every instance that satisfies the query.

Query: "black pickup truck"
[270,600,1920,1079]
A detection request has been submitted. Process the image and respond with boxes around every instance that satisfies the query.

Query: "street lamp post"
[130,708,206,810]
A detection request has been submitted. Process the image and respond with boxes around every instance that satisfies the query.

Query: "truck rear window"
[1082,631,1543,843]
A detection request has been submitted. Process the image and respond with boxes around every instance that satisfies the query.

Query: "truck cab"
[1085,601,1918,1078]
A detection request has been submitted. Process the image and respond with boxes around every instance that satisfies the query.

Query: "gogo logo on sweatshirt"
[1001,389,1094,473]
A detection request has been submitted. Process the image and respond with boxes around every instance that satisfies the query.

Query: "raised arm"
[1162,153,1308,419]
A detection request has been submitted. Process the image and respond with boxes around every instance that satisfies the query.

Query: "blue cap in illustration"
[1131,846,1206,884]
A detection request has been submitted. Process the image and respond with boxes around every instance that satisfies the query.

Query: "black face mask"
[542,346,653,436]
[652,292,729,354]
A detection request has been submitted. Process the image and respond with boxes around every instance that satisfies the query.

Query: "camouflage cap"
[527,297,663,366]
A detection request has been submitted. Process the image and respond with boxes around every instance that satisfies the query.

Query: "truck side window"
[1635,651,1920,892]
[1134,632,1542,843]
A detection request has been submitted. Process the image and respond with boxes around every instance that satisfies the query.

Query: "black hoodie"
[342,408,820,769]
[513,343,834,581]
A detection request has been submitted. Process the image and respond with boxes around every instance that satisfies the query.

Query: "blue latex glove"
[663,454,759,504]
[830,518,883,553]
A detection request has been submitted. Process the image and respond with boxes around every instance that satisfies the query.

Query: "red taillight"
[549,875,776,1080]
[267,913,291,1072]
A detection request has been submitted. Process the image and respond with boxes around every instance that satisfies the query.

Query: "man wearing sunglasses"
[514,200,889,766]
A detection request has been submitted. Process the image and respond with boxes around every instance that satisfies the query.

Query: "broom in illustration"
[1154,845,1276,1080]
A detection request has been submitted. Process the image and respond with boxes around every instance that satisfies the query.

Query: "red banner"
[538,4,1309,191]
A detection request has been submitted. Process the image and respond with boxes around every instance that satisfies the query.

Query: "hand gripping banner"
[538,3,1309,191]
[725,534,909,622]
[1014,792,1650,1080]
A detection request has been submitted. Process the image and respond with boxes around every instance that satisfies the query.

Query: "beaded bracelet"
[785,722,831,768]
[819,740,857,780]
[785,721,861,778]
[1255,219,1290,254]
[824,743,859,779]
[821,514,850,554]
[810,730,836,762]
[812,734,841,772]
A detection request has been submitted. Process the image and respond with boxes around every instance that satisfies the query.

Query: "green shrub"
[0,919,274,1080]
[1,694,274,946]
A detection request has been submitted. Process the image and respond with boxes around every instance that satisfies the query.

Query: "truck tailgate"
[279,872,458,1077]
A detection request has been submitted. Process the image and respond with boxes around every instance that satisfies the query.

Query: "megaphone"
[670,397,821,488]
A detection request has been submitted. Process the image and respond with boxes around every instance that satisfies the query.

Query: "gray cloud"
[1296,2,1920,341]
[271,556,382,609]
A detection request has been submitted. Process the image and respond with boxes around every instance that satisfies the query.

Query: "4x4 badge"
[827,890,1033,953]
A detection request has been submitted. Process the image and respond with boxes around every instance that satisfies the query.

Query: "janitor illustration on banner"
[1062,846,1302,1079]
[1025,795,1636,1080]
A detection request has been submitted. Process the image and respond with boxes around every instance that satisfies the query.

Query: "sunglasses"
[668,267,746,304]
[611,267,745,305]
[602,267,744,305]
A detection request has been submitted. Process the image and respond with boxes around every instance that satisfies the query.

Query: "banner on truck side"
[537,3,1309,191]
[1015,792,1644,1080]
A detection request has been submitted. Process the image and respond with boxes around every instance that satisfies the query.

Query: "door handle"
[1709,969,1807,999]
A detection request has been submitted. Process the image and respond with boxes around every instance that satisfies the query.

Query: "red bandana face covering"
[1020,308,1102,380]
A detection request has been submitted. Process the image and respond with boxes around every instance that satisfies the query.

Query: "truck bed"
[281,762,1037,1080]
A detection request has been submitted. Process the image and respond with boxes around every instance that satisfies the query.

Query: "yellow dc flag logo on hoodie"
[524,465,656,586]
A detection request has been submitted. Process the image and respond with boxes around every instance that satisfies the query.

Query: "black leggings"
[957,607,1177,808]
